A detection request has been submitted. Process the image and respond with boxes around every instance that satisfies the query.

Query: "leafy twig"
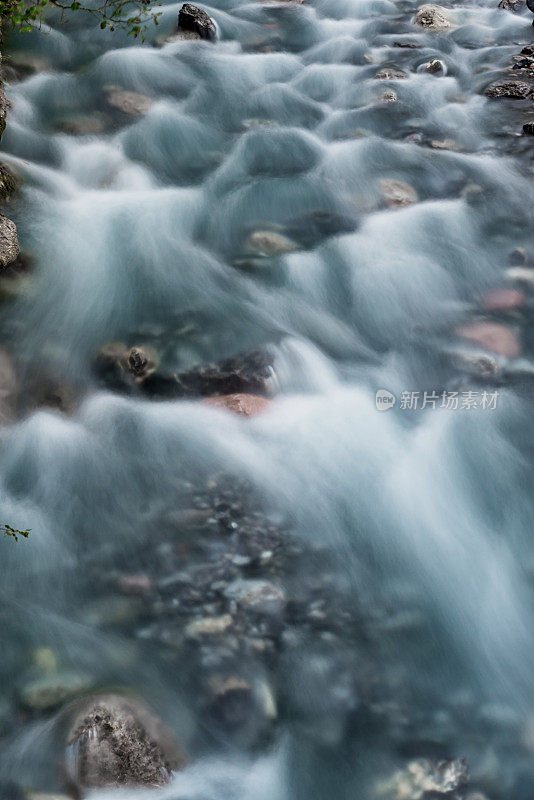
[1,523,31,542]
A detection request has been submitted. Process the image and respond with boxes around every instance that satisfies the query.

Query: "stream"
[1,0,534,796]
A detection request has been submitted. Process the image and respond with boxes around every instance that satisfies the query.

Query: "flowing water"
[1,0,534,796]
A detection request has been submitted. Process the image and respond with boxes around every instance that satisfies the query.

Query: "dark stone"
[64,694,186,796]
[498,0,524,10]
[513,56,534,71]
[178,4,217,41]
[393,40,421,48]
[142,349,274,399]
[0,163,18,200]
[521,44,534,55]
[485,80,532,98]
[523,121,534,134]
[527,0,534,12]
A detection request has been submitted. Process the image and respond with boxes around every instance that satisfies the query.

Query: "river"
[1,0,534,797]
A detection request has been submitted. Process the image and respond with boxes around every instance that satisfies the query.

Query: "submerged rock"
[523,121,534,134]
[64,694,186,796]
[105,89,153,116]
[177,4,217,41]
[379,179,418,208]
[245,230,300,256]
[413,5,453,31]
[374,68,408,80]
[0,348,17,425]
[485,81,532,99]
[480,288,525,311]
[456,321,520,358]
[202,393,272,416]
[20,671,94,712]
[0,214,19,268]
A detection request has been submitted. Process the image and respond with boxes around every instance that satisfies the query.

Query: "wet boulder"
[485,81,532,98]
[177,4,217,41]
[64,694,186,796]
[498,0,524,10]
[421,58,446,74]
[0,214,19,269]
[413,5,453,31]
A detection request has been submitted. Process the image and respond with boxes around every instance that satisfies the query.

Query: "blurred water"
[1,0,534,796]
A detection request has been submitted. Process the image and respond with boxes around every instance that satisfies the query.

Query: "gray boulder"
[64,694,186,796]
[0,214,19,269]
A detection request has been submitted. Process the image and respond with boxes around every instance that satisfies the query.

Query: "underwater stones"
[241,128,321,177]
[64,694,186,796]
[224,578,286,615]
[379,178,418,208]
[245,230,299,256]
[105,89,153,116]
[202,393,272,416]
[185,613,233,637]
[0,215,19,268]
[413,5,453,31]
[0,348,17,425]
[480,288,525,311]
[117,573,152,596]
[456,321,520,358]
[377,758,469,799]
[20,671,94,712]
[374,68,408,80]
[56,115,107,136]
[380,89,398,102]
[485,81,532,98]
[177,4,217,41]
[523,121,534,134]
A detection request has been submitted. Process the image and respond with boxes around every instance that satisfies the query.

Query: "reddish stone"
[456,321,520,358]
[202,393,271,417]
[481,288,525,311]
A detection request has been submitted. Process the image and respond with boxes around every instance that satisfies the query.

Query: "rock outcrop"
[177,4,217,41]
[413,4,453,31]
[63,694,186,796]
